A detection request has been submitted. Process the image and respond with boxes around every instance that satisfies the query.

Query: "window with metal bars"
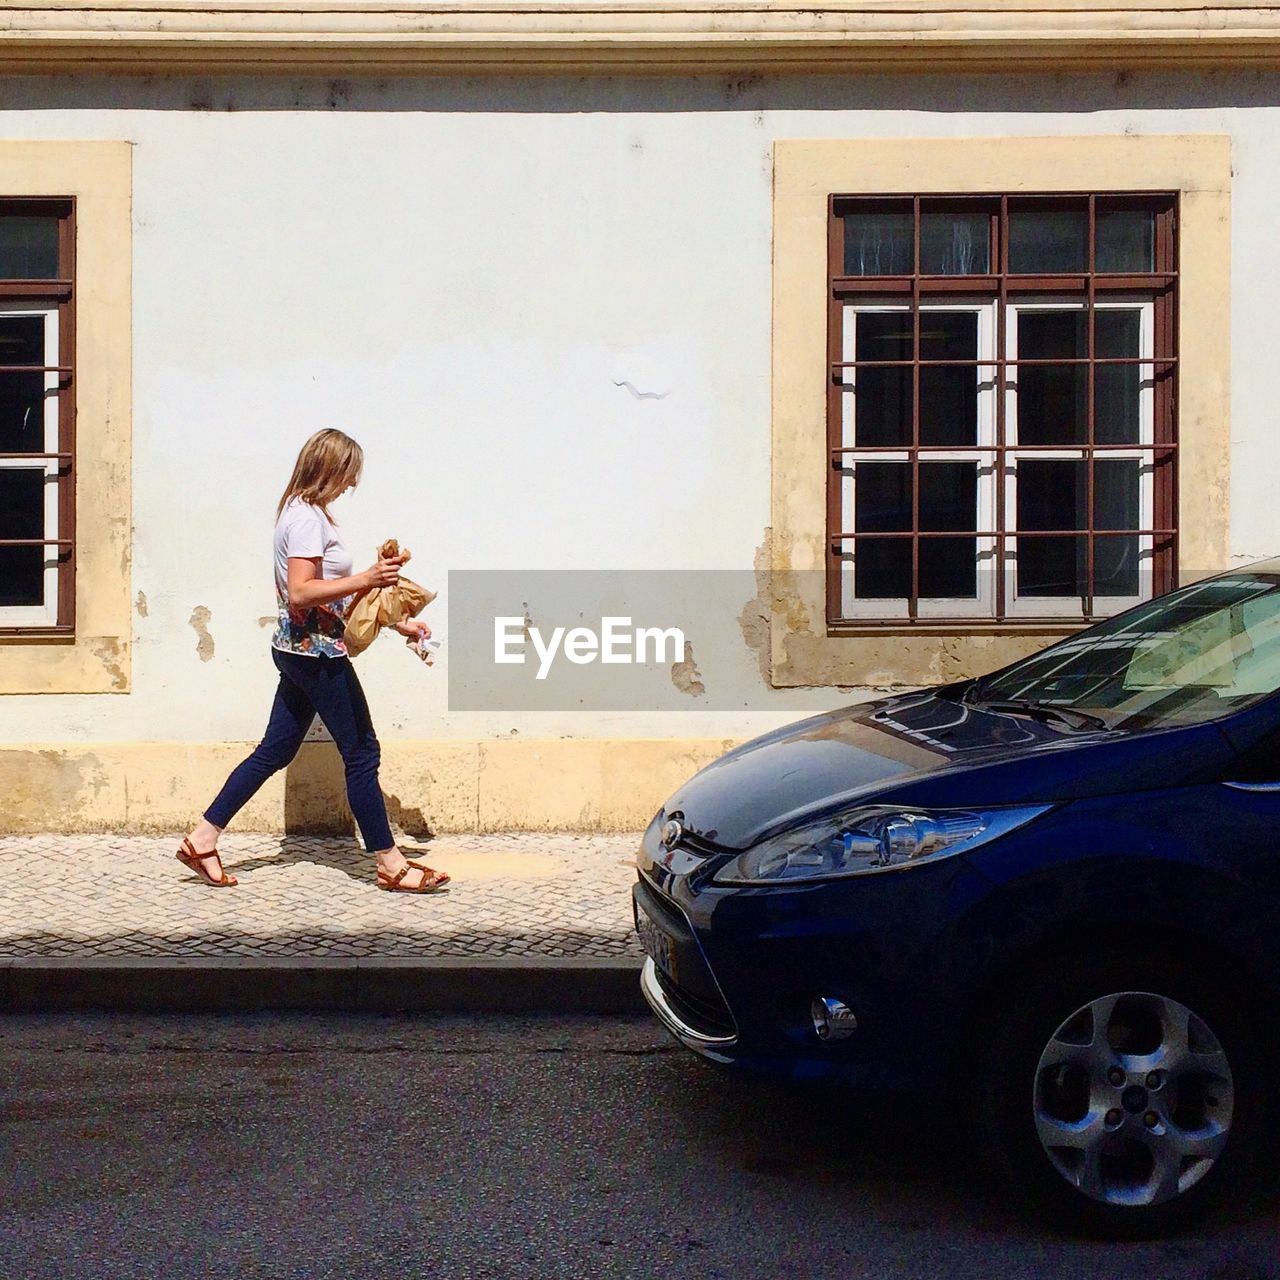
[827,193,1177,627]
[0,200,75,633]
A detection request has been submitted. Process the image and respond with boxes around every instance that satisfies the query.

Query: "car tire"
[964,948,1268,1238]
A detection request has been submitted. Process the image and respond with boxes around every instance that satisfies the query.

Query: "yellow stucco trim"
[771,134,1232,688]
[0,737,741,833]
[0,141,132,695]
[3,3,1280,73]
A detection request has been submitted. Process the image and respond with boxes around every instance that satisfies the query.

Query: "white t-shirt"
[273,498,354,598]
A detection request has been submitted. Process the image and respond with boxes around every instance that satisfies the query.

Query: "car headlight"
[712,804,1051,884]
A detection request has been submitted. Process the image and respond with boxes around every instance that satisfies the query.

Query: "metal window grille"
[0,199,75,634]
[826,193,1177,628]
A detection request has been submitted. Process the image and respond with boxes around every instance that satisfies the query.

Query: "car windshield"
[970,571,1280,730]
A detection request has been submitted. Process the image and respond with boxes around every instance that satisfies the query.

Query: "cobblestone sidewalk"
[0,833,645,961]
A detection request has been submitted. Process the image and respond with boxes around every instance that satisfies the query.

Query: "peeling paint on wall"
[610,349,671,401]
[189,606,215,662]
[671,641,706,698]
[612,378,669,401]
[89,637,128,691]
[135,590,148,617]
[0,748,114,828]
[738,527,772,684]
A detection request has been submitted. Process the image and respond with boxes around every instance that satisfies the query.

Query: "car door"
[1209,699,1280,995]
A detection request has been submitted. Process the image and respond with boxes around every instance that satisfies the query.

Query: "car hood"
[656,690,1238,850]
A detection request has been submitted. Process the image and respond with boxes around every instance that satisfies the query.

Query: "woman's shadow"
[226,742,434,881]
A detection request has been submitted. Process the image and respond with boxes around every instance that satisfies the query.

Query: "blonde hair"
[276,429,364,520]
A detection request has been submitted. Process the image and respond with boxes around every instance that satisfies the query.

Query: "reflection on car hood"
[658,691,1232,850]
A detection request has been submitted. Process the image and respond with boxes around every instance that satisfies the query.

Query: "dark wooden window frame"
[826,191,1178,630]
[0,197,76,636]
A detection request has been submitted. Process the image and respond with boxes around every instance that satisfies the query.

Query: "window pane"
[0,467,46,607]
[1095,458,1141,597]
[920,462,978,598]
[920,210,990,275]
[1016,459,1143,599]
[919,312,979,447]
[1018,536,1086,598]
[1008,208,1088,273]
[1096,209,1154,272]
[844,209,913,276]
[1094,458,1140,530]
[852,462,979,600]
[1018,458,1086,530]
[1095,543,1140,599]
[854,462,910,598]
[0,216,59,279]
[855,312,912,447]
[1018,459,1086,597]
[0,315,48,453]
[1094,309,1143,445]
[1016,310,1086,445]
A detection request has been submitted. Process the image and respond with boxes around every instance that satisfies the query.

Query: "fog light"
[811,997,858,1042]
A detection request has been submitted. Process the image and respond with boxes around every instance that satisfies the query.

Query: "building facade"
[0,3,1269,832]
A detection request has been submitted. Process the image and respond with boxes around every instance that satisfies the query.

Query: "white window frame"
[0,306,59,628]
[838,295,1157,623]
[838,299,998,620]
[1003,297,1155,620]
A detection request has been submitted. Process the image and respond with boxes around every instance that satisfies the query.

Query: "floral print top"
[270,590,350,658]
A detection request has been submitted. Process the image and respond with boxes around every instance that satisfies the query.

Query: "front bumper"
[633,877,738,1052]
[633,850,1016,1092]
[639,957,737,1059]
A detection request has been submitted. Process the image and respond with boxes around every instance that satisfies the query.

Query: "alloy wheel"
[1032,991,1235,1207]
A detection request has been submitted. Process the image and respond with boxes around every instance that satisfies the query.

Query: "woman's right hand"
[363,557,402,591]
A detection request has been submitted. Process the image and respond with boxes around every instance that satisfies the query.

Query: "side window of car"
[1229,596,1280,694]
[1128,592,1280,700]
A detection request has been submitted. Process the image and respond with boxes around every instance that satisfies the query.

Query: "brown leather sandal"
[377,859,448,893]
[407,858,450,889]
[176,836,238,887]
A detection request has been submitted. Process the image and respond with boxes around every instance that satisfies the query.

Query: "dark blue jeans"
[204,648,395,852]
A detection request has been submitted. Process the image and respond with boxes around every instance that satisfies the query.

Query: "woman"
[177,428,449,893]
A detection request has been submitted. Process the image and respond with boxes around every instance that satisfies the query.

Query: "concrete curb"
[0,956,646,1015]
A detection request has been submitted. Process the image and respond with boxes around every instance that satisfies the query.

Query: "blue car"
[635,563,1280,1235]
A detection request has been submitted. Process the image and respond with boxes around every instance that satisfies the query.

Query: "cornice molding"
[2,3,1280,74]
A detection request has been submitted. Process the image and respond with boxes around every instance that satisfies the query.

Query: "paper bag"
[343,538,437,658]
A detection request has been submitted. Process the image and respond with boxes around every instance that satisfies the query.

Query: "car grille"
[671,830,725,859]
[634,877,736,1039]
[652,964,735,1039]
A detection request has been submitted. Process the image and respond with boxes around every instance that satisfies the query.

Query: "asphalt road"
[2,1013,1277,1280]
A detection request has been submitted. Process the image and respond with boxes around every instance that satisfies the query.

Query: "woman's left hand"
[395,618,431,641]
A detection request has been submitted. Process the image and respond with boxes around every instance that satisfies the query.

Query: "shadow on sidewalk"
[222,744,437,882]
[224,835,368,880]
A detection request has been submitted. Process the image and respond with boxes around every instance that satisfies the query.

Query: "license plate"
[634,903,678,984]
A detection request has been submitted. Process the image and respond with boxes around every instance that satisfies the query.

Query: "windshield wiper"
[967,697,1110,732]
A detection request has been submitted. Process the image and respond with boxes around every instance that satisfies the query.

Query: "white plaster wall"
[0,70,1276,743]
